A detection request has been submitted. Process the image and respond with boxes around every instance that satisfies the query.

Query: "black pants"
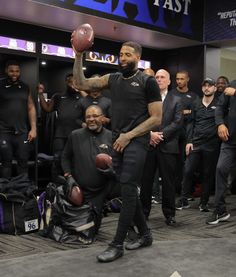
[215,144,236,213]
[182,147,218,205]
[84,183,112,235]
[112,140,149,245]
[52,137,68,179]
[0,133,29,178]
[175,131,187,194]
[140,147,177,219]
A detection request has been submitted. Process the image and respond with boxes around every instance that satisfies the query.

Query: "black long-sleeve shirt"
[215,80,236,146]
[187,96,220,150]
[61,127,112,199]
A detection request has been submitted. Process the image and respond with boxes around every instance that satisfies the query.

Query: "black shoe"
[97,243,124,263]
[125,231,153,250]
[206,210,230,225]
[176,198,190,210]
[199,203,210,212]
[125,226,139,242]
[165,216,176,226]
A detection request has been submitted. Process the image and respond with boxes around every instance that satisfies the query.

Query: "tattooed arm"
[73,52,110,92]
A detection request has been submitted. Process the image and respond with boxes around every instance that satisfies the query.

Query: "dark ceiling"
[0,0,203,50]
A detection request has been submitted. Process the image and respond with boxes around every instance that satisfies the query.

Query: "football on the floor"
[68,186,83,206]
[72,23,94,52]
[95,153,112,170]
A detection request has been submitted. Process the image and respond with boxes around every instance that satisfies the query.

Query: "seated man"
[61,105,117,235]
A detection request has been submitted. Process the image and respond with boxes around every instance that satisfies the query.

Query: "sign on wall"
[32,0,204,41]
[0,35,36,53]
[205,0,236,41]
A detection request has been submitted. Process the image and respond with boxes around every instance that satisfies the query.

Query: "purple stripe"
[0,201,4,231]
[38,191,46,215]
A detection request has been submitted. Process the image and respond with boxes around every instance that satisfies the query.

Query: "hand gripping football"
[95,153,112,170]
[72,23,94,52]
[68,186,83,206]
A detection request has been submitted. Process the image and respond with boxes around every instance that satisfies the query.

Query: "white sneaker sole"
[207,213,230,225]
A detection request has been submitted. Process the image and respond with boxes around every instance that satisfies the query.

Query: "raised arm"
[73,51,110,92]
[37,83,55,113]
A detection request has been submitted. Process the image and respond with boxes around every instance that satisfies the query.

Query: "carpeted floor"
[0,194,235,277]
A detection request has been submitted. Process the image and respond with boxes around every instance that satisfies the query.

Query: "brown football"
[72,23,94,52]
[95,153,112,170]
[68,186,83,206]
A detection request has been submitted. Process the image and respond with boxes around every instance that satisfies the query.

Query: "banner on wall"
[31,0,204,41]
[205,0,236,41]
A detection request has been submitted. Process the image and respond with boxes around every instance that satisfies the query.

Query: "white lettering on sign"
[217,10,236,27]
[153,0,191,15]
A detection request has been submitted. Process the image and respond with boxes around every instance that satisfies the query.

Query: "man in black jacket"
[140,69,183,225]
[206,80,236,225]
[61,105,115,234]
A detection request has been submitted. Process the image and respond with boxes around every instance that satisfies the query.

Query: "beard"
[204,92,214,97]
[119,61,136,76]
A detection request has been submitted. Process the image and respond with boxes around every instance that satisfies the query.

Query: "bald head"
[155,69,171,93]
[143,68,155,76]
[86,105,103,116]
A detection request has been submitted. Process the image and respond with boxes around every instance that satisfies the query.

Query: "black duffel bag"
[0,195,40,235]
[0,174,40,235]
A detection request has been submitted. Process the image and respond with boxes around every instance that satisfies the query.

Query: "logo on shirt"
[186,94,192,98]
[211,106,216,109]
[5,85,11,88]
[99,144,109,149]
[131,82,140,87]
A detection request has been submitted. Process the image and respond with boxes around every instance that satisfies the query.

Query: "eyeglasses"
[85,114,103,120]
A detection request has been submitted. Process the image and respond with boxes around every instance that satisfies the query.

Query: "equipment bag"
[38,183,95,244]
[0,195,40,235]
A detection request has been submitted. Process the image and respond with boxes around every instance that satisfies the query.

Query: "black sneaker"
[206,210,230,225]
[176,198,190,210]
[187,197,195,201]
[125,231,153,250]
[199,203,210,212]
[97,243,124,262]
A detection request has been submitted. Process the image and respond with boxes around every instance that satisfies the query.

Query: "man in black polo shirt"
[37,73,86,180]
[72,38,162,262]
[176,78,220,212]
[0,60,37,178]
[171,71,199,194]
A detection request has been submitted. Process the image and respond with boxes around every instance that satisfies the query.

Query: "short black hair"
[5,60,20,68]
[177,70,189,77]
[122,41,142,56]
[65,73,73,80]
[217,76,229,84]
